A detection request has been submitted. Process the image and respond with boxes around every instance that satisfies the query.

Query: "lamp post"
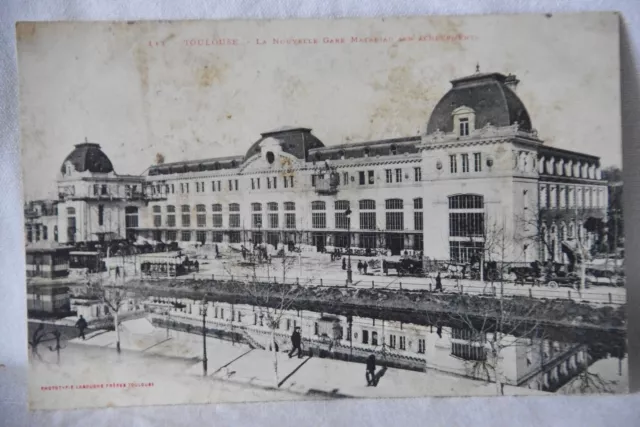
[345,208,353,285]
[200,296,208,376]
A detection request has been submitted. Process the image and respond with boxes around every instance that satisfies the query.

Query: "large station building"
[26,70,608,264]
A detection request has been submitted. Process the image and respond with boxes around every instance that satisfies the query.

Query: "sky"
[17,13,621,200]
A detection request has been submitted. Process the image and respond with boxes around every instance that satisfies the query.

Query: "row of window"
[449,153,483,174]
[311,167,422,187]
[540,184,605,209]
[152,199,425,230]
[26,224,56,242]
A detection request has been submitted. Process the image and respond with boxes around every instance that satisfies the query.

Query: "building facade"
[31,70,608,264]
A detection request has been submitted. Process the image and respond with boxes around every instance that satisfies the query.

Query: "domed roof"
[426,72,532,134]
[244,127,325,162]
[60,142,114,175]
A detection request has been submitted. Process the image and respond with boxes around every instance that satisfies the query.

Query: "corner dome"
[60,142,114,175]
[426,72,532,134]
[244,126,325,162]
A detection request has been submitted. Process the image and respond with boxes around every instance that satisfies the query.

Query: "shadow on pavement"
[278,356,312,388]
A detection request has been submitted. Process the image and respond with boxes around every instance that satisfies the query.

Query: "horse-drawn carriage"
[382,257,424,276]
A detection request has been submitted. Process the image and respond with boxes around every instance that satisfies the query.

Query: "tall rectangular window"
[389,334,397,349]
[181,231,191,242]
[450,155,457,174]
[359,171,365,185]
[474,153,482,172]
[414,212,423,231]
[181,205,191,227]
[153,205,162,227]
[334,201,350,229]
[359,199,376,230]
[289,176,294,188]
[268,213,278,229]
[418,339,426,354]
[399,336,406,350]
[283,176,288,188]
[312,175,317,187]
[395,168,402,183]
[459,118,469,136]
[272,177,277,189]
[252,214,262,228]
[251,178,255,190]
[228,180,233,191]
[362,330,369,344]
[167,205,176,227]
[256,178,260,190]
[285,213,296,229]
[368,170,375,184]
[98,205,104,226]
[166,230,177,241]
[212,181,217,192]
[342,172,349,185]
[267,178,272,189]
[414,167,422,182]
[461,154,469,173]
[385,169,392,183]
[229,214,240,228]
[196,205,207,227]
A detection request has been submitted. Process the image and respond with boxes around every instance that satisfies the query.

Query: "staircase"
[239,327,265,350]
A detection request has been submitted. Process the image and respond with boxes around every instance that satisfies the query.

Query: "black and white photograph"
[16,12,627,410]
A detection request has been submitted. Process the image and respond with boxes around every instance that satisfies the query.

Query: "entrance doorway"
[386,234,405,255]
[312,233,326,252]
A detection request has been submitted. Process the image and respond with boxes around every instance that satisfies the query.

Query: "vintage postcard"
[17,12,626,410]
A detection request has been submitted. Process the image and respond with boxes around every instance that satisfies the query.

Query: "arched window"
[252,203,262,212]
[196,204,207,228]
[211,204,222,212]
[284,202,296,229]
[311,201,326,211]
[66,207,76,215]
[180,205,190,227]
[359,199,375,210]
[385,199,404,230]
[385,199,403,210]
[166,205,176,227]
[267,203,279,228]
[335,200,350,211]
[359,199,376,230]
[311,201,326,228]
[229,203,240,212]
[153,205,162,227]
[448,194,484,262]
[335,201,350,229]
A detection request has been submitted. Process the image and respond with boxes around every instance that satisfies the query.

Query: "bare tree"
[85,272,139,353]
[224,251,308,387]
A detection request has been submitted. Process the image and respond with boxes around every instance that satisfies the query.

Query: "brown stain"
[197,64,226,88]
[155,153,165,164]
[16,22,37,42]
[226,114,232,120]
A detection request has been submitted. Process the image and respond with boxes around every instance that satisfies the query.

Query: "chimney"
[505,73,520,90]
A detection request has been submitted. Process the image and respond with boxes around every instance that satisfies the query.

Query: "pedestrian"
[366,354,376,386]
[115,266,120,278]
[357,261,363,274]
[342,258,346,270]
[75,315,88,340]
[194,260,199,272]
[363,261,368,275]
[435,272,443,292]
[288,327,303,358]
